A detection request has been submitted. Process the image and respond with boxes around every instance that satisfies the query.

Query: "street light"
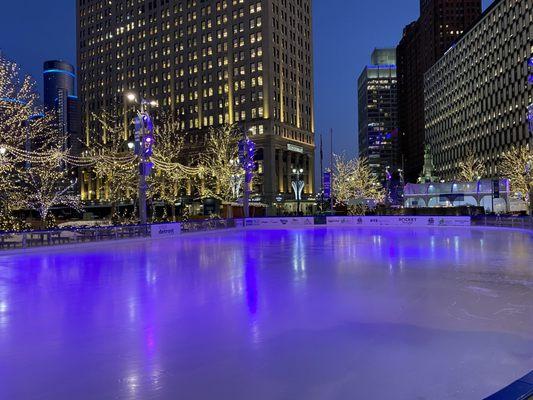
[0,147,6,155]
[238,128,256,218]
[292,167,304,215]
[229,159,244,200]
[124,92,158,226]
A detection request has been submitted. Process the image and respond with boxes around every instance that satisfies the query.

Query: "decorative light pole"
[229,158,243,200]
[238,132,256,218]
[126,93,158,225]
[291,168,305,215]
[385,165,392,206]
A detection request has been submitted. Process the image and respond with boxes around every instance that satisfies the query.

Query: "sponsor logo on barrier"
[151,223,181,238]
[326,216,470,227]
[245,216,471,228]
[245,217,317,227]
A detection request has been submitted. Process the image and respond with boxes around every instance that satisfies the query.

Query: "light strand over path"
[0,143,203,175]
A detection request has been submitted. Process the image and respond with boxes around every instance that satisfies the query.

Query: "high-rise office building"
[357,48,399,182]
[43,60,81,153]
[77,0,315,204]
[424,0,532,180]
[397,0,481,182]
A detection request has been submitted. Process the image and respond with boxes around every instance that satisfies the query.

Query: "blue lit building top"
[43,60,76,111]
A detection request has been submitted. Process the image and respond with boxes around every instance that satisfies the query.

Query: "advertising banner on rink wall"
[150,223,182,238]
[245,217,315,228]
[326,216,471,227]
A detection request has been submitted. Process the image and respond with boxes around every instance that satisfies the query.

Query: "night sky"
[0,0,492,159]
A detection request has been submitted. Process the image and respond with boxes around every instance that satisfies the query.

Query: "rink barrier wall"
[485,370,533,399]
[5,216,533,252]
[244,217,315,228]
[243,216,471,228]
[326,216,471,227]
[0,219,237,251]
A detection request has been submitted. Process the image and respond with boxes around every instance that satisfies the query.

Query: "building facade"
[76,0,315,204]
[397,0,481,182]
[358,48,399,183]
[424,0,532,180]
[43,60,81,153]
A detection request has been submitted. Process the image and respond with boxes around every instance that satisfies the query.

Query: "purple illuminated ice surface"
[0,227,532,399]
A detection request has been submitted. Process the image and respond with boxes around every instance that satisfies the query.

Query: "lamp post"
[125,93,158,226]
[292,168,304,215]
[229,158,243,200]
[385,165,392,206]
[238,129,256,219]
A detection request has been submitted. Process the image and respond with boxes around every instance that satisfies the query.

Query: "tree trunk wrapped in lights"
[457,147,485,182]
[500,145,533,212]
[332,154,385,215]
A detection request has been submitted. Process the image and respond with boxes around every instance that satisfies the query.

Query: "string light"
[332,154,385,215]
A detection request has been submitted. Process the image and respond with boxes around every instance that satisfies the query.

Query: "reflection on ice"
[0,226,531,399]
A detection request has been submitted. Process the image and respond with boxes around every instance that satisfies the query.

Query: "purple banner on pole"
[323,172,331,199]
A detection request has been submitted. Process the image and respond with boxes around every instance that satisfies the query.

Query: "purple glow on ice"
[0,227,532,399]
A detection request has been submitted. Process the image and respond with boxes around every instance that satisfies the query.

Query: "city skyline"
[0,0,494,161]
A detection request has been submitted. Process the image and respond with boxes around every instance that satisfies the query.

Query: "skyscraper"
[357,48,398,182]
[424,0,532,180]
[43,60,81,153]
[77,0,315,204]
[397,0,481,182]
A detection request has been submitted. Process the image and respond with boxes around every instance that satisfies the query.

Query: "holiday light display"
[457,147,486,182]
[332,154,385,214]
[200,124,244,203]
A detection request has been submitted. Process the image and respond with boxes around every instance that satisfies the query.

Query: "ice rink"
[0,226,532,399]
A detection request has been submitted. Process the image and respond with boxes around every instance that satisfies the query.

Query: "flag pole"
[320,133,324,211]
[330,128,334,211]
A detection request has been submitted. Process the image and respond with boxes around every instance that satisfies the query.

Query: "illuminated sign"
[287,144,304,154]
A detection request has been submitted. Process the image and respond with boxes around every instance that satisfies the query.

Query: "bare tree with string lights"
[199,124,243,204]
[86,111,138,222]
[0,53,78,228]
[332,154,384,215]
[17,151,82,225]
[500,145,533,213]
[457,147,485,182]
[149,117,199,221]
